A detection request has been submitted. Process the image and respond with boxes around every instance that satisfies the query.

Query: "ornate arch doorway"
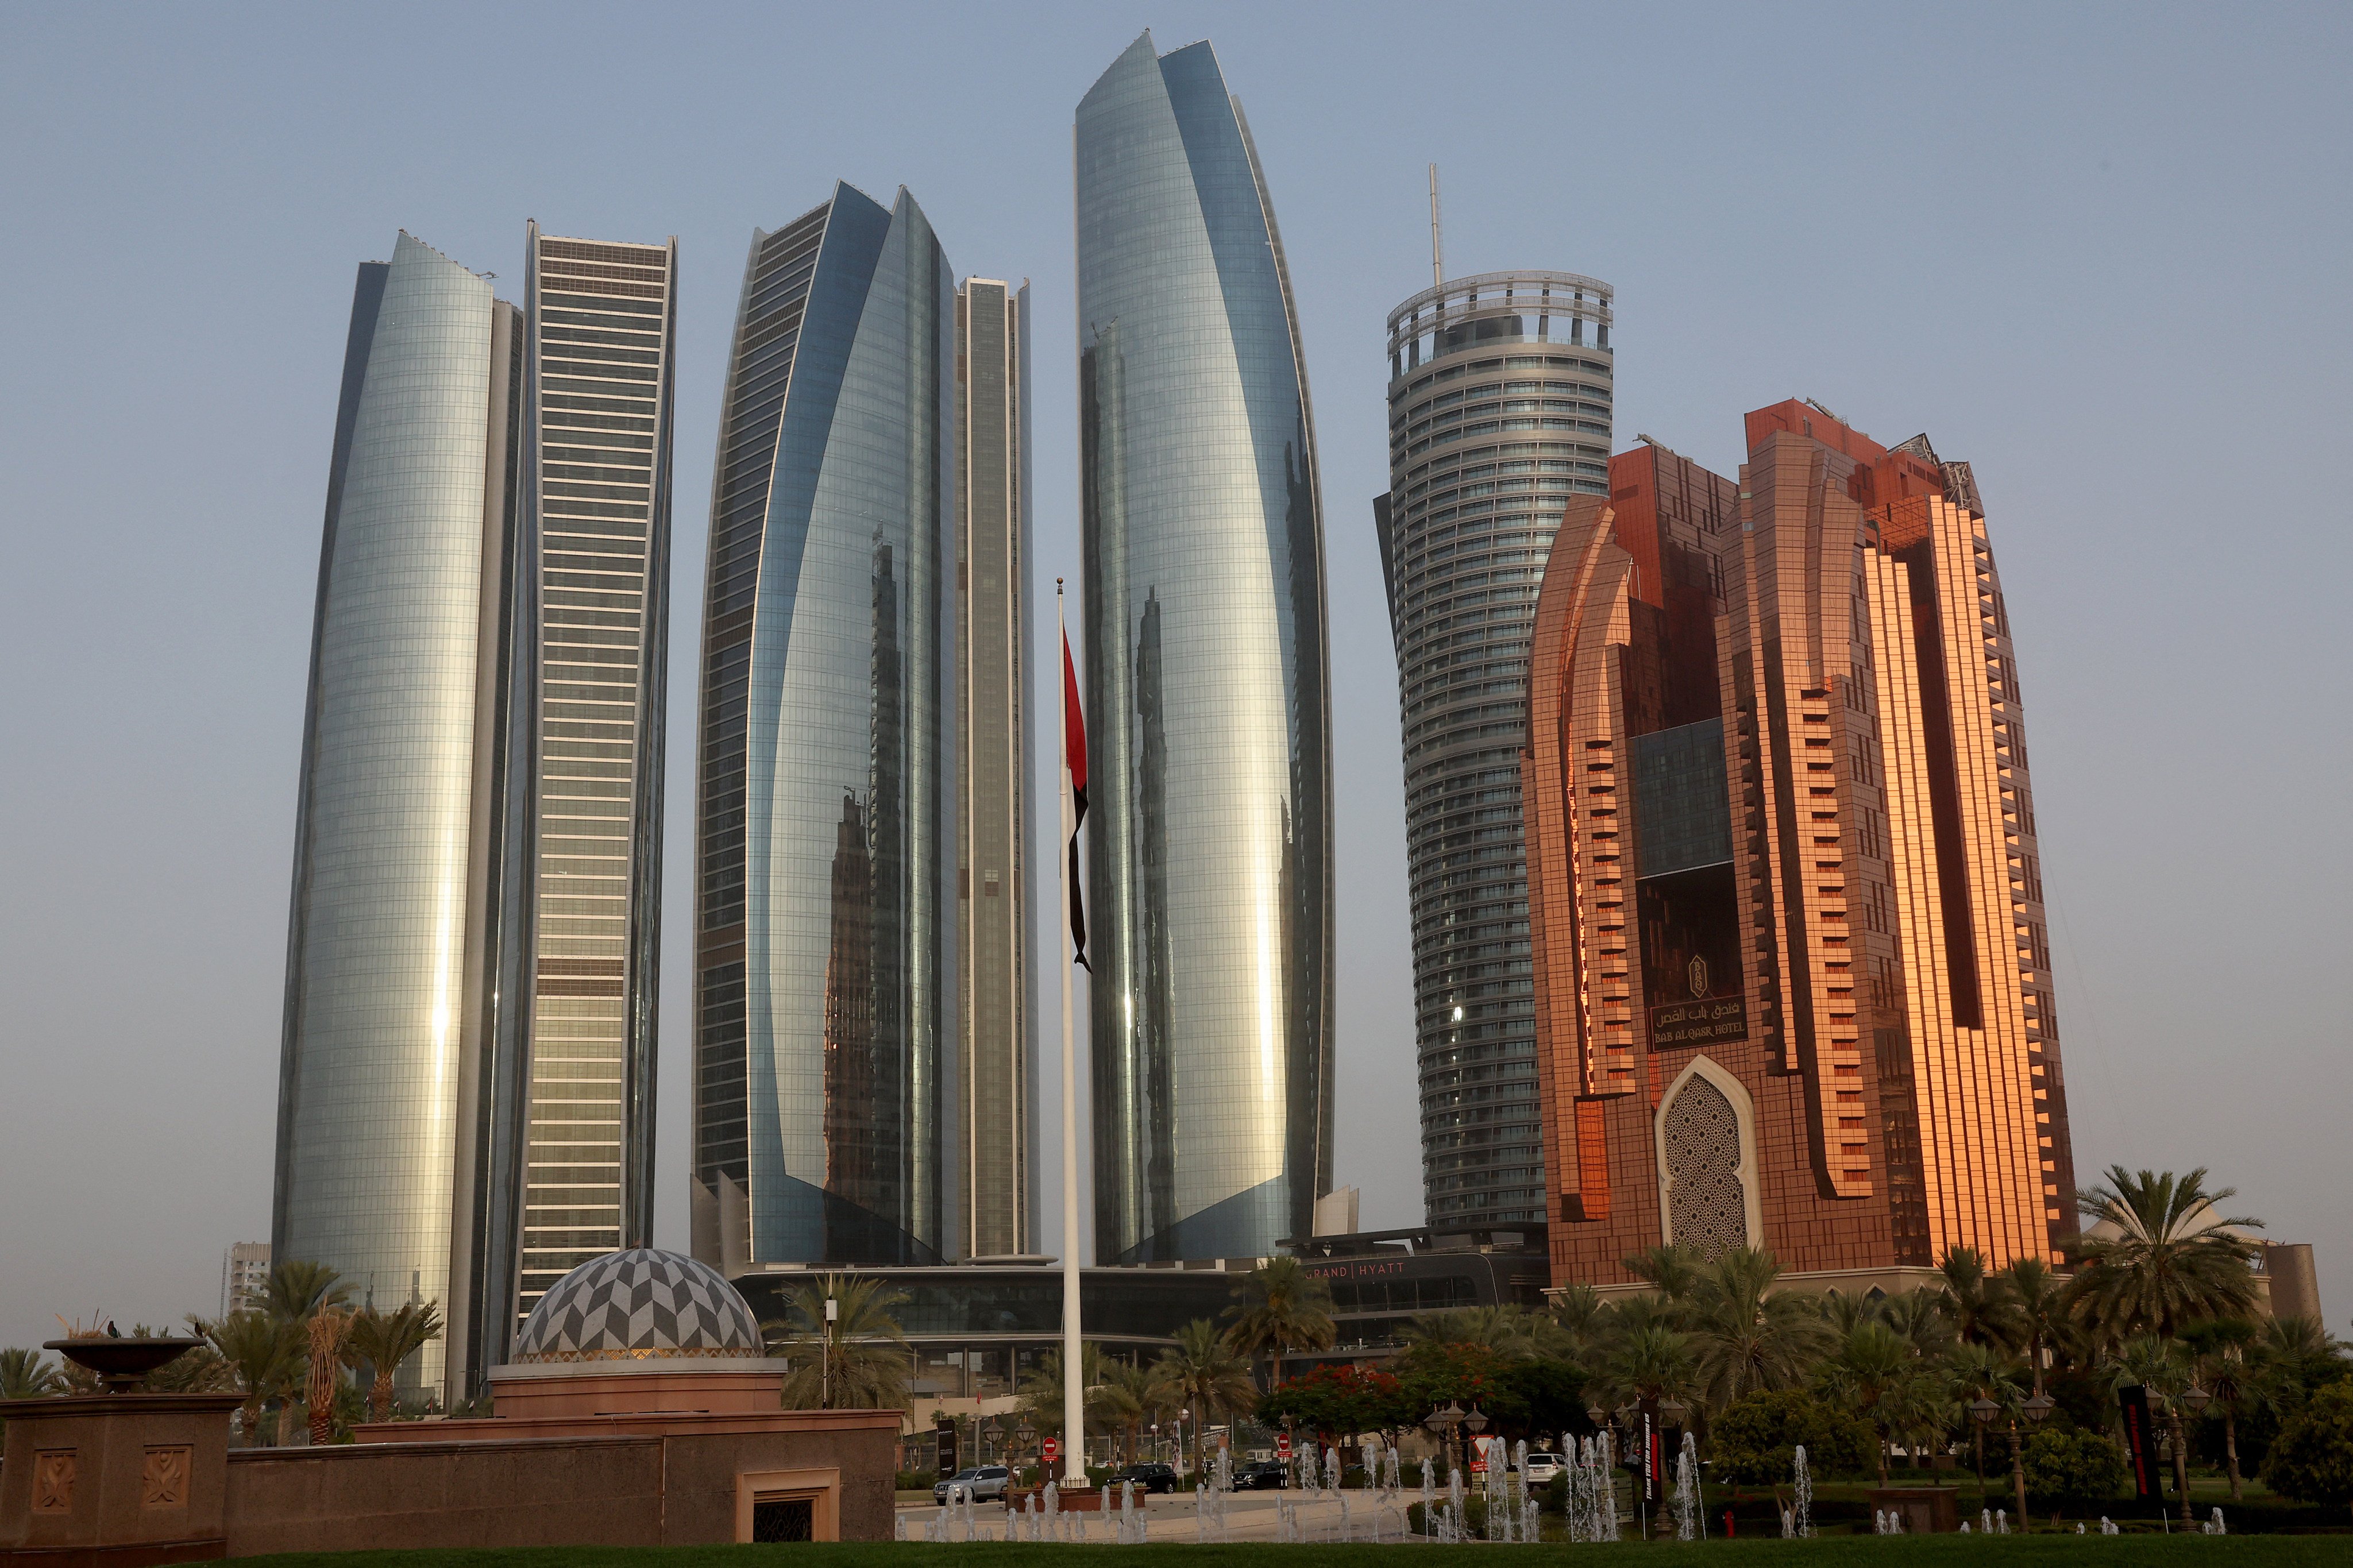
[1653,1056,1763,1260]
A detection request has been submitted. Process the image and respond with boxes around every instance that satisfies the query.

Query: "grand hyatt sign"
[1302,1258,1413,1284]
[1648,996,1748,1048]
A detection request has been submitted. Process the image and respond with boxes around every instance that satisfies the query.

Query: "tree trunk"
[369,1373,393,1425]
[2011,1434,2030,1534]
[2170,1409,2192,1526]
[2224,1409,2242,1500]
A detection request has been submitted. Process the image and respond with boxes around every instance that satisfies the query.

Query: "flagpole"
[1058,580,1084,1488]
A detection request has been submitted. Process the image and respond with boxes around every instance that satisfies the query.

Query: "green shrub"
[2020,1427,2127,1513]
[895,1469,938,1490]
[1710,1389,1873,1484]
[1544,1470,1568,1516]
[2262,1381,2353,1512]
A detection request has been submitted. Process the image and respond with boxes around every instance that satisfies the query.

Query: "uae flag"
[1062,629,1089,970]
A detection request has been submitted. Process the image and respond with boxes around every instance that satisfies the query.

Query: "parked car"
[1235,1459,1289,1490]
[1112,1462,1181,1494]
[1522,1452,1564,1485]
[934,1466,1010,1505]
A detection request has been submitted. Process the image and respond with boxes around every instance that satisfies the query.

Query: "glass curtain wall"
[693,183,955,1268]
[1374,273,1614,1229]
[1075,32,1334,1262]
[275,233,520,1402]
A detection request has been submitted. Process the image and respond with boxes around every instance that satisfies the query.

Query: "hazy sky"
[4,2,2347,1351]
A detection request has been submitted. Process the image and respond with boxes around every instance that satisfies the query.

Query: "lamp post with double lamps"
[1972,1390,2054,1529]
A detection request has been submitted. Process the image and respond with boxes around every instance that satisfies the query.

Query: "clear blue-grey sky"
[3,2,2348,1351]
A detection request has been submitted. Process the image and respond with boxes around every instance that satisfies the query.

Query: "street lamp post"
[1425,1401,1466,1476]
[1974,1392,2053,1530]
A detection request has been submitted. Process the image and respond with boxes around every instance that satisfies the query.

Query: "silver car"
[1522,1452,1564,1485]
[933,1466,1010,1505]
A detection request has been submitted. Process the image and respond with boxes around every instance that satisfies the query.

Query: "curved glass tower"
[1076,32,1334,1263]
[1374,272,1613,1229]
[692,183,955,1269]
[275,233,520,1399]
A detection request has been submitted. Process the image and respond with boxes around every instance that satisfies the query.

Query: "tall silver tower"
[1374,271,1614,1228]
[1076,32,1334,1263]
[276,233,521,1403]
[955,277,1037,1259]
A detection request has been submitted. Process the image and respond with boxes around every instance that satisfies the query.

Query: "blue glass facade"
[693,184,956,1268]
[1077,33,1334,1262]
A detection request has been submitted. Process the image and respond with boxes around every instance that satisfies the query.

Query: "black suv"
[1111,1462,1180,1494]
[1235,1459,1289,1490]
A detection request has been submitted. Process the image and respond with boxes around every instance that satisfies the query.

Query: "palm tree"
[264,1261,350,1323]
[203,1311,303,1443]
[2067,1167,2262,1345]
[1402,1304,1566,1358]
[2182,1317,2258,1499]
[1818,1320,1916,1485]
[1,1347,60,1399]
[1684,1248,1830,1411]
[1819,1289,1881,1337]
[1943,1343,2023,1494]
[1592,1320,1698,1413]
[1223,1257,1335,1386]
[1938,1247,2015,1349]
[1017,1342,1122,1443]
[1882,1288,1958,1360]
[305,1308,353,1445]
[342,1301,443,1423]
[2252,1312,2348,1402]
[1621,1244,1707,1307]
[1097,1360,1168,1464]
[1150,1319,1256,1477]
[763,1275,911,1411]
[1548,1283,1606,1361]
[1997,1257,2072,1396]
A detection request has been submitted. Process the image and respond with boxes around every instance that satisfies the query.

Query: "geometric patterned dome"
[512,1248,765,1364]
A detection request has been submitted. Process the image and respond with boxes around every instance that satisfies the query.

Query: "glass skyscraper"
[1076,33,1334,1263]
[276,233,522,1402]
[691,183,955,1270]
[955,278,1037,1260]
[1375,271,1614,1229]
[277,225,677,1404]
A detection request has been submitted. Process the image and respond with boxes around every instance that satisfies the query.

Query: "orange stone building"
[1522,402,2076,1289]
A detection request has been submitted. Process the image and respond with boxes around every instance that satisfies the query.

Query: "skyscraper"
[1375,271,1614,1230]
[691,183,955,1271]
[276,233,522,1402]
[278,225,677,1404]
[1522,404,2077,1287]
[503,227,677,1326]
[1076,32,1334,1263]
[955,277,1037,1260]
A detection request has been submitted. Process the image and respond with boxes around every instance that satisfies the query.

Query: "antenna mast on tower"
[1428,164,1444,288]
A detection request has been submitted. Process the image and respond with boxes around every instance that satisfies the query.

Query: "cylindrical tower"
[1375,271,1613,1229]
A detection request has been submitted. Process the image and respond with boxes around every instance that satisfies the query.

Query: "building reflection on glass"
[1075,33,1334,1262]
[693,184,952,1269]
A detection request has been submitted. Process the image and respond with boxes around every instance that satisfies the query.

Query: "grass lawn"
[223,1538,2352,1568]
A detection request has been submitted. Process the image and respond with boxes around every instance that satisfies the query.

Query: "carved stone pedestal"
[1,1393,242,1568]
